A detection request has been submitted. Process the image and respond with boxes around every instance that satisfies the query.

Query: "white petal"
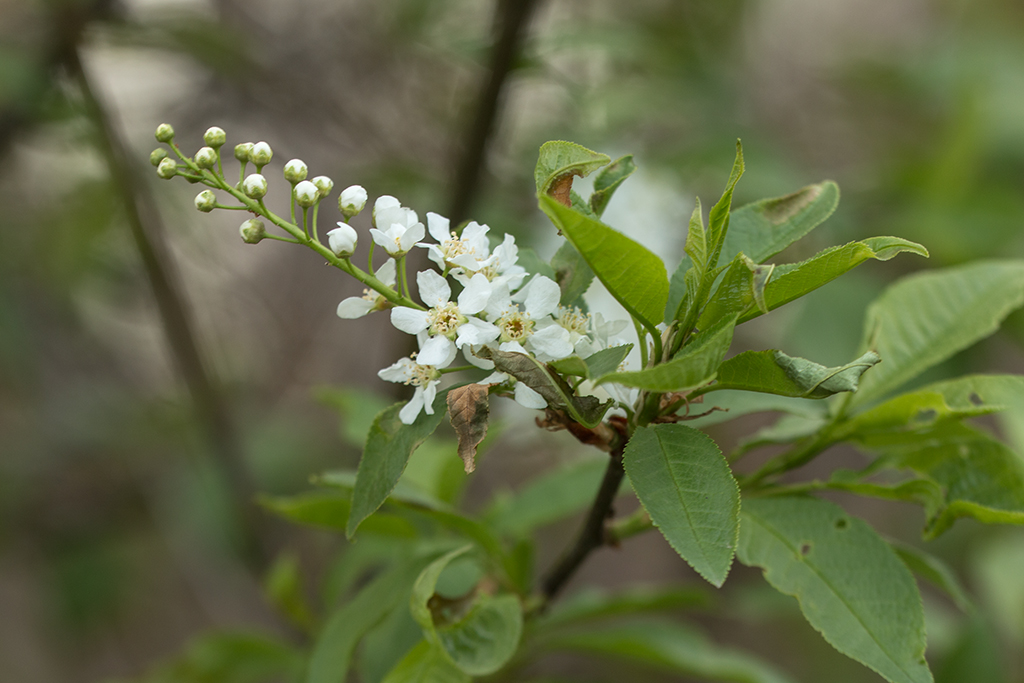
[493,233,518,266]
[426,212,450,242]
[464,345,494,370]
[499,340,528,355]
[422,381,438,414]
[370,228,393,251]
[461,222,491,254]
[528,325,574,361]
[514,382,548,410]
[391,307,430,334]
[450,253,487,271]
[478,371,507,385]
[417,335,455,366]
[456,317,499,347]
[485,283,513,321]
[524,276,562,319]
[399,391,423,424]
[374,195,400,213]
[375,258,397,286]
[378,358,414,383]
[337,297,375,319]
[425,245,447,270]
[417,269,451,308]
[400,223,426,252]
[457,273,492,315]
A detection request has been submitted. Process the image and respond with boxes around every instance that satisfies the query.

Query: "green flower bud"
[294,180,319,208]
[203,126,227,148]
[194,190,217,212]
[283,159,308,184]
[243,173,268,199]
[311,175,333,198]
[157,157,177,179]
[155,123,174,143]
[239,218,266,244]
[234,142,253,162]
[150,148,168,166]
[194,146,218,169]
[250,141,272,167]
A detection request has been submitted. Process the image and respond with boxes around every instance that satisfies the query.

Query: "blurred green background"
[1,0,1023,681]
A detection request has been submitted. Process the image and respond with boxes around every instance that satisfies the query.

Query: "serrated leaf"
[550,241,595,306]
[590,154,637,217]
[411,547,523,676]
[583,344,633,379]
[719,180,841,267]
[596,314,737,392]
[347,394,449,538]
[447,384,490,474]
[539,195,669,329]
[624,424,740,587]
[706,141,745,261]
[684,199,707,272]
[476,347,610,427]
[534,140,610,199]
[890,541,972,613]
[380,641,470,683]
[738,496,933,683]
[852,260,1024,406]
[713,350,880,398]
[544,619,795,683]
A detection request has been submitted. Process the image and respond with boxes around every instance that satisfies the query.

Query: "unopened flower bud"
[250,141,272,167]
[150,148,168,166]
[243,173,268,199]
[283,159,308,184]
[157,157,177,179]
[203,126,226,148]
[194,146,217,169]
[239,219,266,244]
[339,185,368,219]
[155,123,174,143]
[294,180,319,208]
[234,142,253,162]
[194,190,217,212]
[327,222,358,256]
[312,175,333,198]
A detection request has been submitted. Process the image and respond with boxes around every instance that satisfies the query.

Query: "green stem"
[263,233,302,244]
[311,203,320,243]
[633,319,648,369]
[213,203,249,211]
[608,508,653,543]
[399,255,411,300]
[367,240,376,274]
[439,365,475,374]
[301,207,309,240]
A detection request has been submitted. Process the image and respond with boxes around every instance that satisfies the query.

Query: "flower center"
[558,306,590,336]
[440,231,478,269]
[499,306,534,343]
[405,357,439,386]
[428,302,464,337]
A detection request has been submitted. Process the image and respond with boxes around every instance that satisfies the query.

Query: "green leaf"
[516,246,557,281]
[380,641,470,683]
[665,253,694,322]
[316,386,391,446]
[485,457,608,537]
[684,199,708,272]
[534,140,611,196]
[347,394,449,538]
[889,541,972,613]
[697,254,770,329]
[736,237,929,324]
[583,344,633,378]
[935,618,1007,683]
[264,553,314,632]
[684,391,828,428]
[550,241,595,306]
[411,547,523,676]
[852,260,1024,406]
[544,620,795,683]
[590,154,637,217]
[624,424,740,587]
[706,141,745,262]
[719,180,841,266]
[713,350,880,398]
[476,347,610,427]
[596,313,736,392]
[143,631,303,683]
[536,586,709,633]
[259,491,418,538]
[539,195,669,329]
[738,496,932,683]
[548,354,589,378]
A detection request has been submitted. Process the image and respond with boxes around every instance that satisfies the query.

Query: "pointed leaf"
[624,424,740,587]
[347,393,449,538]
[719,180,841,266]
[706,141,745,260]
[890,541,972,613]
[534,140,610,200]
[548,355,589,378]
[380,641,470,683]
[590,154,637,217]
[583,344,633,379]
[738,496,933,683]
[852,260,1024,406]
[684,199,707,272]
[596,314,737,392]
[713,350,880,398]
[539,195,669,329]
[447,384,490,473]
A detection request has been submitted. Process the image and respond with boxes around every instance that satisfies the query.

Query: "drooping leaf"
[539,195,669,329]
[713,350,880,398]
[583,344,633,378]
[411,547,523,676]
[624,424,740,587]
[347,394,449,538]
[447,384,490,474]
[852,260,1024,407]
[259,491,417,538]
[590,154,637,217]
[544,619,795,683]
[550,241,595,306]
[738,496,933,683]
[476,347,610,427]
[890,541,972,613]
[485,457,608,537]
[379,641,470,683]
[595,314,737,392]
[536,586,709,633]
[534,140,610,201]
[719,180,841,266]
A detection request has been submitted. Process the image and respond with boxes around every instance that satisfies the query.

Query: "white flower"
[390,270,498,365]
[327,222,358,256]
[575,312,630,357]
[485,275,574,361]
[294,180,319,208]
[337,259,396,318]
[339,185,368,215]
[479,370,547,410]
[421,213,492,272]
[378,356,442,424]
[370,196,424,257]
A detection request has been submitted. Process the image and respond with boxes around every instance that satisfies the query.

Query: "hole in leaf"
[834,518,848,530]
[799,543,812,557]
[969,392,984,406]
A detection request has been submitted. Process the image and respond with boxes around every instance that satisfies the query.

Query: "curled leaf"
[447,384,491,473]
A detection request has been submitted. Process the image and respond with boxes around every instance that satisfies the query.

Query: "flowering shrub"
[144,124,1024,683]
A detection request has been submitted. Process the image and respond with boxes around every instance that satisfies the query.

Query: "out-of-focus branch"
[67,49,269,568]
[446,0,542,225]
